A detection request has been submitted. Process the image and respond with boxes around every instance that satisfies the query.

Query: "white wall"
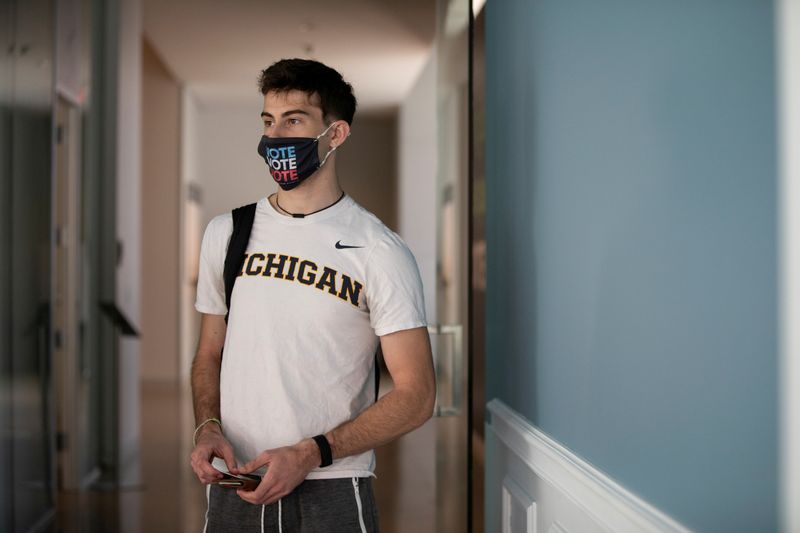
[337,114,398,229]
[191,98,274,231]
[116,0,142,492]
[141,38,181,383]
[398,53,437,322]
[180,89,201,383]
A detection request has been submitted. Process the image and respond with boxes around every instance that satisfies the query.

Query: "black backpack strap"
[223,202,257,324]
[374,346,381,403]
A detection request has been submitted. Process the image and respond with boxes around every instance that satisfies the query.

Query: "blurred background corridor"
[2,0,800,532]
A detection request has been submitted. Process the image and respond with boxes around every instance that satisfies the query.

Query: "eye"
[263,120,273,128]
[288,118,301,126]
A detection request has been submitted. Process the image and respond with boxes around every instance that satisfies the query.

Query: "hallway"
[5,0,800,531]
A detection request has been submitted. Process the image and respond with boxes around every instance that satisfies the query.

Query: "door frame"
[53,94,88,489]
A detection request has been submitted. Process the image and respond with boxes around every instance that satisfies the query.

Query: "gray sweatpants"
[203,476,379,532]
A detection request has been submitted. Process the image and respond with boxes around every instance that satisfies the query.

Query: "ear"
[329,120,351,149]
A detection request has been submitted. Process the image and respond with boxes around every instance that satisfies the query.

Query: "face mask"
[257,122,338,191]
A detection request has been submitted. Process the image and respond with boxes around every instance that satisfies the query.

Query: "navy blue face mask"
[257,122,337,191]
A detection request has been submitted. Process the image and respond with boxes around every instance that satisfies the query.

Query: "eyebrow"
[260,109,312,119]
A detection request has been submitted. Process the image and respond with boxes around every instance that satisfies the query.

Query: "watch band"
[312,434,333,467]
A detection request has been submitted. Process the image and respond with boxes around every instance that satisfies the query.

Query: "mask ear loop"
[319,144,338,167]
[315,121,338,140]
[317,121,341,168]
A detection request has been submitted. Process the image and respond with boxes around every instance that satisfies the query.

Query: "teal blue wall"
[484,1,778,530]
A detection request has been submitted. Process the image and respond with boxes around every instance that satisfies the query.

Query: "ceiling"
[143,0,437,112]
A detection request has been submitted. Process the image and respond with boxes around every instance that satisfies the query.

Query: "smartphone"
[212,472,261,491]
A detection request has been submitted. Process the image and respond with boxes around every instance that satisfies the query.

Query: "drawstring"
[203,484,211,533]
[260,499,282,532]
[352,477,367,533]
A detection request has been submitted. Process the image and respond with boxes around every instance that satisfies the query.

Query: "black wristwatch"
[312,434,333,467]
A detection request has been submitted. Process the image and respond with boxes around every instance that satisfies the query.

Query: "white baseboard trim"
[487,399,691,533]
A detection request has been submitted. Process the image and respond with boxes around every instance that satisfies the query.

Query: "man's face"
[260,90,327,139]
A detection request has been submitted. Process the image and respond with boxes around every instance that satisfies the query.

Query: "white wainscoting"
[777,0,800,530]
[485,399,692,533]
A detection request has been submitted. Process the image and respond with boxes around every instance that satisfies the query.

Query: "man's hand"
[235,439,319,505]
[190,423,240,484]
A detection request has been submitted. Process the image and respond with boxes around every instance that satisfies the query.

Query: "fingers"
[190,445,224,484]
[237,467,279,504]
[261,487,289,506]
[238,483,288,505]
[236,477,272,505]
[220,442,239,474]
[238,451,270,474]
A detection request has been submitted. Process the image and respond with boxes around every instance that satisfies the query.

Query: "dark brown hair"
[257,58,357,125]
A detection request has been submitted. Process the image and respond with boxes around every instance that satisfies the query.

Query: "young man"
[190,58,435,532]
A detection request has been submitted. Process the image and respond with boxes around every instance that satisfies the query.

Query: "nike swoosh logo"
[335,240,364,249]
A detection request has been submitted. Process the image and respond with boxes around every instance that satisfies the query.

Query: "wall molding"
[487,399,691,533]
[503,475,537,533]
[777,0,800,531]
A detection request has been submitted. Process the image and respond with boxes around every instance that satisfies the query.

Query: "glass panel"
[54,0,101,490]
[435,0,470,531]
[8,0,57,529]
[0,0,15,528]
[429,324,463,417]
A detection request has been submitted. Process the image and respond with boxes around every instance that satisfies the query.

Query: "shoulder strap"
[374,348,381,403]
[223,202,257,324]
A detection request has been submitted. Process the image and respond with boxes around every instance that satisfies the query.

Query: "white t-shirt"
[195,193,427,479]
